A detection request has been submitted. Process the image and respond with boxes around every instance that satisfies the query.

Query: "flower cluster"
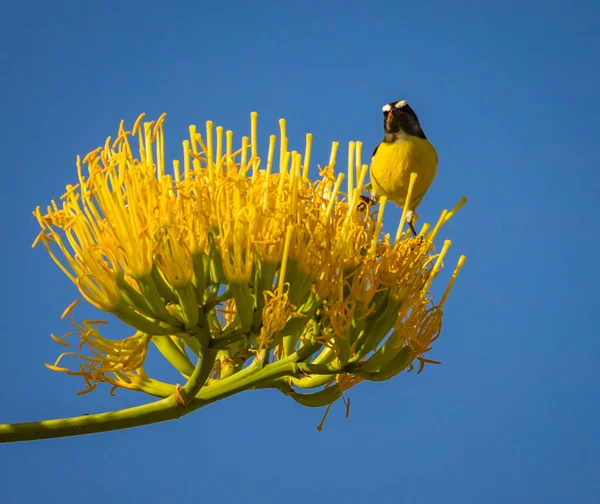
[34,112,466,407]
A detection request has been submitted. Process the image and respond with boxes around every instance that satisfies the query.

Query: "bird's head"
[382,100,427,140]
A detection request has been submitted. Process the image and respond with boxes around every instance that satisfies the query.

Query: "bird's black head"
[382,100,427,140]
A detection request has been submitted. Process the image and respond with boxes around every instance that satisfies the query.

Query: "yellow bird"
[365,100,438,235]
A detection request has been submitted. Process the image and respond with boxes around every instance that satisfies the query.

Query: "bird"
[363,100,438,236]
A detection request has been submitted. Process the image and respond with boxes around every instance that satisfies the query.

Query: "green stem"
[152,336,195,377]
[0,397,185,443]
[179,323,216,404]
[285,384,342,407]
[0,342,322,443]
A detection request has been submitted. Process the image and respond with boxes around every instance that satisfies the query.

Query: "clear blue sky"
[1,1,598,502]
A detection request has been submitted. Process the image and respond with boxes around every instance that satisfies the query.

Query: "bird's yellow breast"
[370,137,438,209]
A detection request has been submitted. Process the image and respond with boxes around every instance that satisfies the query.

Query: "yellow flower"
[34,111,467,408]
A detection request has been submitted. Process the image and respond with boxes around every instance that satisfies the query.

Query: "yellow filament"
[205,121,214,180]
[428,209,449,244]
[303,134,312,178]
[444,197,468,223]
[423,240,452,293]
[189,125,199,155]
[439,255,467,308]
[356,164,368,194]
[279,119,287,174]
[152,113,166,140]
[418,222,431,237]
[250,111,258,160]
[241,136,249,175]
[173,159,181,183]
[216,126,224,170]
[157,123,165,180]
[369,196,387,255]
[277,152,291,203]
[183,140,191,179]
[323,173,345,223]
[226,130,233,167]
[194,133,208,159]
[143,122,153,167]
[278,226,294,294]
[266,135,276,177]
[348,164,369,213]
[251,112,258,179]
[61,299,81,320]
[355,142,363,187]
[132,113,145,136]
[252,156,260,181]
[329,142,339,167]
[395,172,418,242]
[290,152,301,217]
[347,141,355,195]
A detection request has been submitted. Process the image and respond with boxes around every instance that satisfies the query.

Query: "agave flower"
[0,112,466,442]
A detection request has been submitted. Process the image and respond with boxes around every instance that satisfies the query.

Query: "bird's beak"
[385,110,395,130]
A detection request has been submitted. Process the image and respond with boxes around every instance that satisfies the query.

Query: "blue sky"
[1,0,598,502]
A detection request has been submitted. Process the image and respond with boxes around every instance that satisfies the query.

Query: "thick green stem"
[179,333,216,404]
[152,336,195,377]
[0,342,321,443]
[0,397,184,443]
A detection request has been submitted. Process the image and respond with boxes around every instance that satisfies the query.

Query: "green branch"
[0,342,321,443]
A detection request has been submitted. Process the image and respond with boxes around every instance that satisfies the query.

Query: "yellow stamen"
[323,173,345,223]
[250,111,258,160]
[241,136,249,176]
[395,172,418,242]
[428,209,449,244]
[277,152,291,203]
[61,299,80,320]
[206,121,214,180]
[278,225,294,295]
[279,119,287,174]
[347,141,355,195]
[444,197,468,223]
[226,130,233,168]
[347,164,369,216]
[216,126,224,171]
[423,240,452,294]
[290,152,301,217]
[266,135,276,178]
[329,142,339,167]
[439,255,467,309]
[303,133,312,178]
[369,196,387,255]
[355,142,363,189]
[183,140,191,179]
[418,223,431,237]
[173,159,181,183]
[189,125,199,156]
[156,119,165,180]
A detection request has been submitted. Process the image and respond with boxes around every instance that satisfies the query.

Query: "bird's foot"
[405,210,421,238]
[357,193,379,212]
[408,221,418,237]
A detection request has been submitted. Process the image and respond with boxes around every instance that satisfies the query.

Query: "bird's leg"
[406,210,418,237]
[358,194,374,211]
[357,186,379,212]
